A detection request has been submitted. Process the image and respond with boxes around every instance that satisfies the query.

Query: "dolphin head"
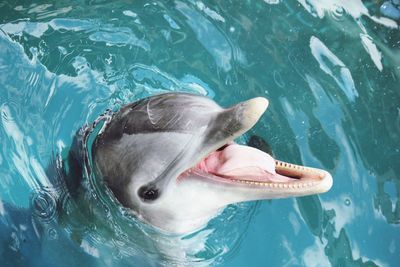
[92,93,332,234]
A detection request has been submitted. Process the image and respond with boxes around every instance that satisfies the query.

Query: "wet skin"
[92,93,333,234]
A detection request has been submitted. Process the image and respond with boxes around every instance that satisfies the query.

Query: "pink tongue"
[201,144,294,182]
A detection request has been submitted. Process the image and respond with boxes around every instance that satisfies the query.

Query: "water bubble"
[344,198,351,206]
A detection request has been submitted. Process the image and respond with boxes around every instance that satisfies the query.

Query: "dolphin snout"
[239,97,269,129]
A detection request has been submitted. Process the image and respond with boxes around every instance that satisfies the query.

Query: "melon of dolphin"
[92,93,333,234]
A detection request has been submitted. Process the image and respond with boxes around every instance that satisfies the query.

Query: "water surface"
[0,1,399,266]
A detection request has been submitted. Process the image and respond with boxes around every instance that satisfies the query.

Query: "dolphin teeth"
[228,171,323,190]
[230,179,322,189]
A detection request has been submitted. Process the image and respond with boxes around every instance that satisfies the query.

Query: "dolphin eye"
[138,185,159,202]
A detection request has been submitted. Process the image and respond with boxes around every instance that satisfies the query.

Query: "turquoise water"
[0,1,399,266]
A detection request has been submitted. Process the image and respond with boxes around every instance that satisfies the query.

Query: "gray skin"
[92,93,332,234]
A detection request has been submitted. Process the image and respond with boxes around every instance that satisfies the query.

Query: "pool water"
[0,1,399,266]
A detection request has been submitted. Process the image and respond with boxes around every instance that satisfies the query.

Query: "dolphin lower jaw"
[224,161,333,195]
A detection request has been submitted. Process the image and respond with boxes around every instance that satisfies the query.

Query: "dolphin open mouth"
[179,143,331,191]
[176,96,332,194]
[178,97,333,195]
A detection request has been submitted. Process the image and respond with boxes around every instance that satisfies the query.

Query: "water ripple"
[31,190,58,223]
[310,36,358,102]
[176,1,238,73]
[360,33,383,71]
[88,31,150,51]
[0,1,399,266]
[297,0,398,28]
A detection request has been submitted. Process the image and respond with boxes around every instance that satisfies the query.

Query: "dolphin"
[92,93,332,234]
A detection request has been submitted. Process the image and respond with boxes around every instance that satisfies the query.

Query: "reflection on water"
[0,0,399,266]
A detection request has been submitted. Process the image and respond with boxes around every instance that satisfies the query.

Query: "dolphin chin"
[92,92,333,234]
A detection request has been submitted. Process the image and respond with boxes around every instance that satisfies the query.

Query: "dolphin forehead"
[102,93,222,142]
